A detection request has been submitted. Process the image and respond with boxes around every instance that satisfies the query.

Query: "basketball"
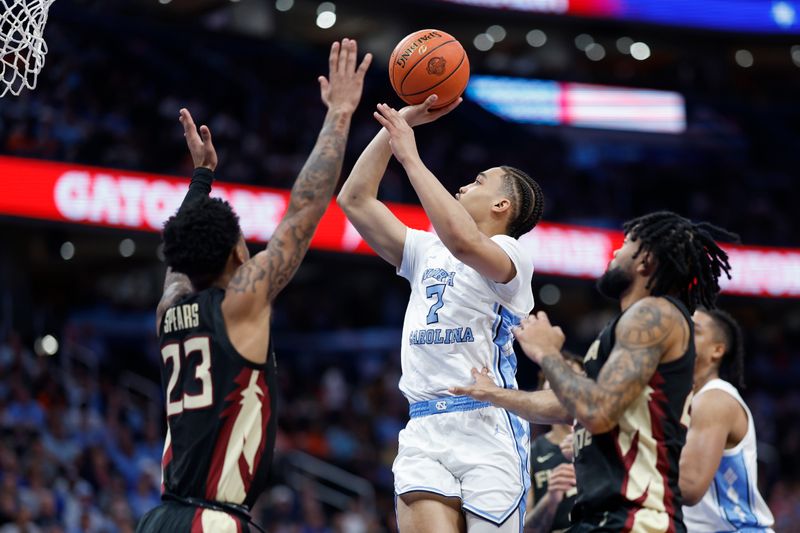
[389,29,470,109]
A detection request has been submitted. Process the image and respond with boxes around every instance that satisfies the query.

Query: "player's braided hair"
[623,211,739,313]
[501,165,544,239]
[162,196,242,290]
[704,308,746,389]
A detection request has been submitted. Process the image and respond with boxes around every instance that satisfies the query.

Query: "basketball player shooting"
[136,39,371,533]
[680,308,775,532]
[453,212,738,532]
[338,100,544,532]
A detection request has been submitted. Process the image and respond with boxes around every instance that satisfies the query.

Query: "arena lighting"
[60,241,75,260]
[630,41,651,60]
[0,156,798,298]
[316,11,335,29]
[34,334,59,356]
[616,37,633,55]
[438,0,800,33]
[486,25,507,42]
[526,29,547,47]
[585,43,605,61]
[119,238,136,258]
[473,33,494,51]
[735,49,755,67]
[275,0,294,11]
[465,75,686,133]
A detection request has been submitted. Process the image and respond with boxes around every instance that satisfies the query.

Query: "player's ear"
[637,251,655,276]
[492,197,511,214]
[232,235,249,266]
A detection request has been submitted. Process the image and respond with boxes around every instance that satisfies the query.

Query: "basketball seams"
[398,39,457,93]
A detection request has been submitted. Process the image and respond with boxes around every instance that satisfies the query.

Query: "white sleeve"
[489,234,535,314]
[397,228,436,282]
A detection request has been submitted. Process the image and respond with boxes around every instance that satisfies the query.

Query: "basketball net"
[0,0,55,96]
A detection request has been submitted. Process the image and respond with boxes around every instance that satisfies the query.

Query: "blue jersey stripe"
[716,451,760,527]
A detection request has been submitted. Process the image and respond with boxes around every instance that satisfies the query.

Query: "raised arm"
[337,95,461,268]
[156,108,218,332]
[449,367,572,424]
[515,300,684,435]
[373,104,515,283]
[225,39,371,304]
[679,390,738,505]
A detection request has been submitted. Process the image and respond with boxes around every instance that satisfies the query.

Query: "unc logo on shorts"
[435,401,448,411]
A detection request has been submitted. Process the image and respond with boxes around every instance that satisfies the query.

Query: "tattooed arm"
[225,39,371,305]
[515,299,684,434]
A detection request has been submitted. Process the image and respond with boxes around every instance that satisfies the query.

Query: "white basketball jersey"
[682,379,775,532]
[397,229,534,403]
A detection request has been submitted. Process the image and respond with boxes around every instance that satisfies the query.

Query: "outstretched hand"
[319,38,372,114]
[449,367,499,402]
[400,94,463,127]
[373,103,420,166]
[179,108,217,171]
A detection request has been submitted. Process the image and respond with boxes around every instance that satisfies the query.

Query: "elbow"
[583,420,613,435]
[683,492,702,507]
[445,230,480,259]
[336,190,355,212]
[580,409,617,435]
[680,482,702,506]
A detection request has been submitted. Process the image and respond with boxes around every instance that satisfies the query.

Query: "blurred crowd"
[0,290,798,531]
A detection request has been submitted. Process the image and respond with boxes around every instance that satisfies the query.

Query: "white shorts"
[393,397,530,525]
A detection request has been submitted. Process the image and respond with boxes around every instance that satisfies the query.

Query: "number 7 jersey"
[158,286,278,509]
[397,229,535,402]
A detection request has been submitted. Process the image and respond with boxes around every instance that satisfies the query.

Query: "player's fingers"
[373,110,391,128]
[377,103,397,124]
[449,386,466,395]
[554,325,565,338]
[318,76,329,94]
[180,108,197,134]
[338,38,349,74]
[421,94,438,110]
[328,41,340,74]
[536,310,550,324]
[356,52,373,76]
[431,96,462,116]
[345,39,358,73]
[481,367,490,375]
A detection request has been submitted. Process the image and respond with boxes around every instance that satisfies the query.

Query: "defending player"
[338,98,544,532]
[136,39,371,532]
[680,308,775,531]
[453,212,737,532]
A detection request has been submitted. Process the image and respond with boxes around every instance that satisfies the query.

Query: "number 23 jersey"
[158,286,277,508]
[397,229,534,403]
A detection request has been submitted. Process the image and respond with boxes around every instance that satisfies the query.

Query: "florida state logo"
[426,56,446,76]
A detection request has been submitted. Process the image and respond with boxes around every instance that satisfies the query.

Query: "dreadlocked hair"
[623,211,739,313]
[162,196,242,290]
[501,166,544,239]
[703,308,746,389]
